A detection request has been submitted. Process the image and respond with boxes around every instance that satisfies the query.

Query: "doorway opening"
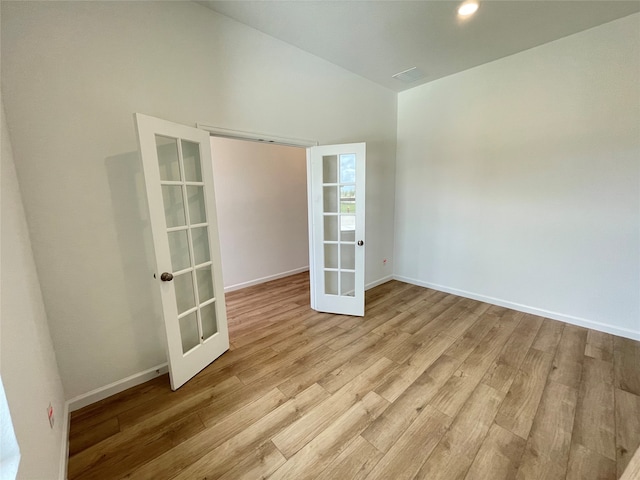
[209,136,309,293]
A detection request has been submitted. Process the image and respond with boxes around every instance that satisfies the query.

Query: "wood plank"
[68,416,120,456]
[318,329,411,393]
[276,332,382,397]
[69,413,205,479]
[531,318,565,354]
[122,386,290,479]
[271,357,395,458]
[117,375,243,430]
[364,310,503,453]
[69,374,169,432]
[216,441,286,480]
[365,405,452,480]
[374,332,456,402]
[169,383,330,480]
[466,423,526,480]
[516,381,578,480]
[482,313,544,393]
[614,336,640,396]
[237,337,340,385]
[396,293,461,334]
[429,312,520,417]
[363,354,460,453]
[316,435,383,480]
[494,347,554,439]
[548,324,588,389]
[269,391,389,480]
[572,356,616,460]
[584,330,613,362]
[414,383,505,480]
[615,388,640,477]
[566,443,616,480]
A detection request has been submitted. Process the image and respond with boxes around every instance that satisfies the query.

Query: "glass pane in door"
[324,216,338,242]
[179,311,199,353]
[162,185,186,228]
[325,271,338,295]
[192,227,211,265]
[156,135,181,181]
[339,154,356,183]
[174,273,196,314]
[323,155,338,183]
[167,230,191,271]
[201,302,218,340]
[341,272,355,297]
[340,244,355,270]
[187,186,207,224]
[196,266,214,303]
[340,186,355,213]
[324,244,338,269]
[323,186,338,213]
[181,140,202,182]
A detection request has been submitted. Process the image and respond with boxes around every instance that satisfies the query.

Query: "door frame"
[197,123,323,309]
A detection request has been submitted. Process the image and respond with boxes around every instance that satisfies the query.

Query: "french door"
[308,143,366,316]
[135,114,229,390]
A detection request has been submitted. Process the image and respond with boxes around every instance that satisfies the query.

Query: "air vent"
[392,67,425,83]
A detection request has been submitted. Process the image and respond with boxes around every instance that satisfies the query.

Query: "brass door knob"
[160,272,174,282]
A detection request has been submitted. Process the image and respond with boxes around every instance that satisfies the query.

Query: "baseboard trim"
[366,275,394,291]
[67,363,169,413]
[224,267,310,293]
[393,275,640,341]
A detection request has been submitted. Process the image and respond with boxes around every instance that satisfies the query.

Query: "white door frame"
[197,123,359,315]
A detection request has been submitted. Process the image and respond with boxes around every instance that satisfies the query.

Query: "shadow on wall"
[104,150,166,365]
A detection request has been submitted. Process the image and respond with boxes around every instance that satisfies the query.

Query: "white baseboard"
[59,402,70,479]
[224,267,310,293]
[67,363,168,413]
[394,275,640,341]
[366,275,394,291]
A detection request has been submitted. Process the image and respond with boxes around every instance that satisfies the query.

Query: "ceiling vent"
[392,67,426,83]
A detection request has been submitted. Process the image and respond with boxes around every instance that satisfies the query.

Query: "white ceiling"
[198,0,640,92]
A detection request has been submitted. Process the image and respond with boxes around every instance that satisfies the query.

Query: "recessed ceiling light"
[458,1,479,16]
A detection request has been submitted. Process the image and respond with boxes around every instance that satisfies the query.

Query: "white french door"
[308,143,366,316]
[135,114,229,390]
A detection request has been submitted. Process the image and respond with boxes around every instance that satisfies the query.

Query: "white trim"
[67,364,168,412]
[224,267,310,293]
[196,123,318,148]
[58,402,70,480]
[366,275,393,291]
[394,275,640,341]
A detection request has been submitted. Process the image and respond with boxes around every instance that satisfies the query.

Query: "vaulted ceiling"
[199,1,640,91]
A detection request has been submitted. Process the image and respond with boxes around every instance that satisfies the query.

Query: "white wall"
[395,14,640,339]
[1,101,67,478]
[0,1,397,399]
[210,138,308,291]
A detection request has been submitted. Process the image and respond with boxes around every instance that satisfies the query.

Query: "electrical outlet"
[47,403,54,429]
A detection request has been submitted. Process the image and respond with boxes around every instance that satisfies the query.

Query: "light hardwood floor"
[68,272,640,479]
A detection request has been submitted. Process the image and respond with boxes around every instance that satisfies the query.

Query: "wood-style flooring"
[68,272,640,479]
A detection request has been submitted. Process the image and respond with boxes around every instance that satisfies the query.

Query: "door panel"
[135,114,229,390]
[308,143,366,316]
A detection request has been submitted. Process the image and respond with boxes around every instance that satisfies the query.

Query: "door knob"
[160,272,174,282]
[357,240,364,246]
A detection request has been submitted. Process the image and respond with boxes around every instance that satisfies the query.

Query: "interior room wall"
[394,13,640,339]
[210,137,309,291]
[1,100,67,479]
[0,1,397,399]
